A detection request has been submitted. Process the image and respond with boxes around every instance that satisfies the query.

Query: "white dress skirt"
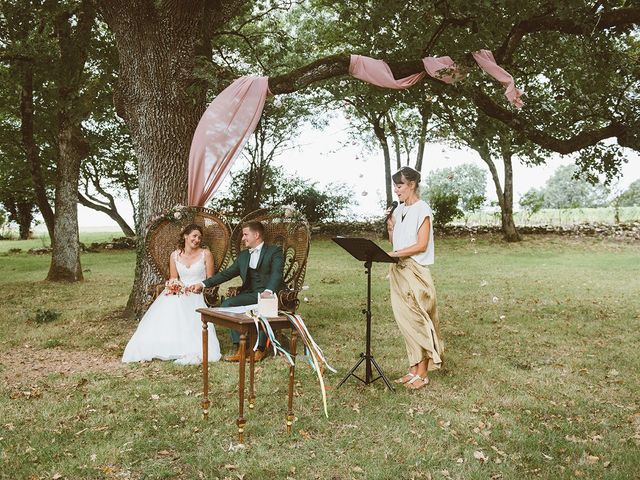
[122,251,221,364]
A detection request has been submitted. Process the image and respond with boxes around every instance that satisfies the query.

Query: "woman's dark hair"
[178,223,203,251]
[392,166,421,187]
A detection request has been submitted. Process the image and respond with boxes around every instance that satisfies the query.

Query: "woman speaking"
[386,166,444,390]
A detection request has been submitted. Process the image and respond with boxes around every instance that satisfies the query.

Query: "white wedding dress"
[122,250,221,364]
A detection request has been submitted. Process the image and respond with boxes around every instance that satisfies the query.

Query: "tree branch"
[268,51,632,155]
[496,7,640,64]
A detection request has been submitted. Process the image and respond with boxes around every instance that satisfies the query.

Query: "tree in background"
[211,164,353,224]
[519,188,545,220]
[538,165,609,209]
[79,116,137,237]
[616,179,640,208]
[423,163,487,227]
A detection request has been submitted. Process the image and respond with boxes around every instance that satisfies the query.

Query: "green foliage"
[34,308,60,324]
[519,188,545,217]
[212,164,353,224]
[617,179,640,207]
[422,164,486,226]
[539,165,610,209]
[423,188,462,227]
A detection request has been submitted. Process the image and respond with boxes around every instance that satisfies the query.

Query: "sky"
[70,114,640,232]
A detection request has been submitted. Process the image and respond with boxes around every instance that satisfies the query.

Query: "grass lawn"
[0,235,639,479]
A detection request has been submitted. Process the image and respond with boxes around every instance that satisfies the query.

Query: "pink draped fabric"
[187,76,269,206]
[472,49,524,108]
[422,56,462,84]
[349,54,425,89]
[187,51,523,204]
[350,53,523,108]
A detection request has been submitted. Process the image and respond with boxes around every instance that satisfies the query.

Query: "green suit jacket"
[202,243,284,294]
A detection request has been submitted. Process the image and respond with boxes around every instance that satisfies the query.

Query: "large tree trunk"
[47,2,96,281]
[100,0,227,316]
[48,123,87,281]
[16,201,34,240]
[478,146,520,242]
[19,65,55,238]
[500,149,520,242]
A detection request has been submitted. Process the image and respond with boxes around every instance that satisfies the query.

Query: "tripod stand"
[333,237,396,390]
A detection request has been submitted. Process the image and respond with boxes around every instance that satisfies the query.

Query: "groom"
[191,221,284,362]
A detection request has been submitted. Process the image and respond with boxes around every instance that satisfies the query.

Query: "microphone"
[386,201,399,221]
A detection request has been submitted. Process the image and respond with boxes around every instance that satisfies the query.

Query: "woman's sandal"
[393,373,416,384]
[405,375,430,390]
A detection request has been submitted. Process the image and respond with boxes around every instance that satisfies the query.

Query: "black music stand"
[333,236,397,390]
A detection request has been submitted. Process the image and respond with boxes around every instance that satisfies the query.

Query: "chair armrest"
[202,286,221,307]
[278,289,300,313]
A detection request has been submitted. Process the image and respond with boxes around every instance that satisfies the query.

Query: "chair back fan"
[231,208,310,294]
[145,207,232,280]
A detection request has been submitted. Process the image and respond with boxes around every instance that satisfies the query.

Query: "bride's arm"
[169,251,179,279]
[204,249,214,277]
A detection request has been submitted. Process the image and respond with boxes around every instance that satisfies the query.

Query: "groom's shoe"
[252,348,267,363]
[223,346,242,362]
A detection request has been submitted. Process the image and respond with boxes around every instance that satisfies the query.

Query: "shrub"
[34,309,60,324]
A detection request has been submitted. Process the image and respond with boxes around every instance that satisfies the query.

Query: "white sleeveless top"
[392,199,435,265]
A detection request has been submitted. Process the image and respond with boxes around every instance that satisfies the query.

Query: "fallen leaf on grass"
[352,466,364,474]
[224,464,237,470]
[585,455,599,464]
[151,394,160,400]
[52,474,63,480]
[473,450,488,462]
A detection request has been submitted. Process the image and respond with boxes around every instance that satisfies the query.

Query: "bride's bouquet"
[164,279,187,296]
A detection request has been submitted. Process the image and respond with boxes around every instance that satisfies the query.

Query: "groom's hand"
[189,284,204,293]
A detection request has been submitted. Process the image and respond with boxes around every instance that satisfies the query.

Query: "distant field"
[0,231,122,253]
[1,205,639,252]
[461,206,640,226]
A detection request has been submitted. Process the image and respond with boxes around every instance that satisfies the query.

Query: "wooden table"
[197,308,298,443]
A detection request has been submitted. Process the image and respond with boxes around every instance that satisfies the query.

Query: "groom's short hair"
[243,221,265,238]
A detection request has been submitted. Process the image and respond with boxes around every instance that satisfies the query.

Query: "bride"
[122,224,222,364]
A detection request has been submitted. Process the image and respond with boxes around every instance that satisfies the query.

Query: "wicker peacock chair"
[144,206,232,307]
[228,207,310,313]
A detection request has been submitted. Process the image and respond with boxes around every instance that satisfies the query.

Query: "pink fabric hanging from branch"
[187,76,269,207]
[349,54,425,88]
[422,56,463,84]
[187,51,523,204]
[472,49,524,108]
[350,53,523,107]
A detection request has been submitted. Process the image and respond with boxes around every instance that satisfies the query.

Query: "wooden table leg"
[249,332,256,410]
[286,329,297,434]
[201,319,209,420]
[237,332,247,443]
